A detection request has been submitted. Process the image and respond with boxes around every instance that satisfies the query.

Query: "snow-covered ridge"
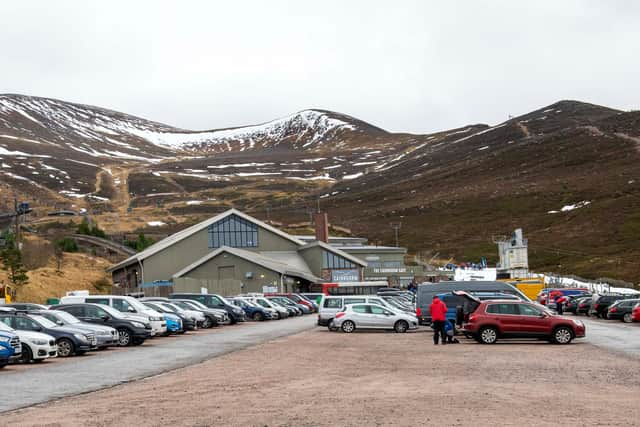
[0,95,360,153]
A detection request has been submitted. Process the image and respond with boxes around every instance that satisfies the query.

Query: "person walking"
[556,295,567,315]
[430,295,448,345]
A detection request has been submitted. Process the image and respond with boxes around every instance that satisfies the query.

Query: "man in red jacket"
[430,296,448,345]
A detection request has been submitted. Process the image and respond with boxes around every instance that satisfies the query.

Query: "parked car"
[633,303,640,322]
[330,303,418,333]
[317,295,394,327]
[589,295,629,318]
[274,296,312,314]
[300,293,323,307]
[38,310,119,349]
[265,293,316,312]
[0,321,56,363]
[170,293,246,324]
[458,292,586,344]
[142,302,190,332]
[416,281,529,325]
[0,323,21,368]
[607,299,640,323]
[246,297,289,319]
[0,312,96,357]
[3,303,49,311]
[54,303,152,346]
[170,299,229,326]
[60,294,166,336]
[229,298,273,321]
[268,298,300,316]
[576,297,592,315]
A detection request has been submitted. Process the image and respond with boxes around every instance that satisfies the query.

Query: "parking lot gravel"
[4,326,640,427]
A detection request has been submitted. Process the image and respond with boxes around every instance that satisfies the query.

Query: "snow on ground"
[322,165,342,170]
[478,146,489,151]
[451,124,507,144]
[147,221,166,227]
[286,174,335,181]
[352,161,377,166]
[301,158,327,163]
[0,147,49,157]
[186,200,203,205]
[207,163,274,169]
[548,201,591,214]
[235,172,281,177]
[342,171,364,180]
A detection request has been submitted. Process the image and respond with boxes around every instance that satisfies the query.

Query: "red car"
[457,292,586,345]
[633,303,640,322]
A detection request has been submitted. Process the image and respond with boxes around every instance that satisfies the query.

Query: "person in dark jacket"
[556,295,567,315]
[430,296,448,345]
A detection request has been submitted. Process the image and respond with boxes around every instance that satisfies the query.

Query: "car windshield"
[216,295,233,305]
[0,321,15,332]
[30,315,57,328]
[160,303,182,313]
[172,301,196,311]
[99,304,126,318]
[144,303,166,313]
[182,300,207,310]
[51,311,81,324]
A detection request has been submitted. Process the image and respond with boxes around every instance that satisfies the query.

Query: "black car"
[4,303,49,311]
[0,311,96,357]
[170,293,246,324]
[564,296,584,314]
[54,303,152,346]
[169,299,228,327]
[589,295,629,318]
[607,299,640,323]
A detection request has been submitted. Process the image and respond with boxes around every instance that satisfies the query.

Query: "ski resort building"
[108,209,371,295]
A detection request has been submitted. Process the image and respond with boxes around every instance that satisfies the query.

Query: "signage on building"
[373,268,407,273]
[331,269,359,282]
[263,285,278,293]
[365,256,380,261]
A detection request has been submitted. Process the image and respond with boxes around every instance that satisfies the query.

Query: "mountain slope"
[1,94,639,282]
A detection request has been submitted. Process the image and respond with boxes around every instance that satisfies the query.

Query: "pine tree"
[0,234,29,288]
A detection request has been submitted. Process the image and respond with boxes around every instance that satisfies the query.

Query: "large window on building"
[208,214,259,248]
[322,250,356,269]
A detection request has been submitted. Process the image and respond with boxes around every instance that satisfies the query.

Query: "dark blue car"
[229,298,273,321]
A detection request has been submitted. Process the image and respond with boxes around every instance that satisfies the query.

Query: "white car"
[0,321,57,363]
[331,303,419,333]
[60,294,166,336]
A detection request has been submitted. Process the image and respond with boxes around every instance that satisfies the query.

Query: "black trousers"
[432,320,446,345]
[556,302,563,315]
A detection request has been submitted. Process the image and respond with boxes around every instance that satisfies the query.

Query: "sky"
[1,1,639,134]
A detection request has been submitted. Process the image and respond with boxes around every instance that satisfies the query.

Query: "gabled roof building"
[108,209,367,295]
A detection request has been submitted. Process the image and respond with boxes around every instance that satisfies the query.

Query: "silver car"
[331,304,418,333]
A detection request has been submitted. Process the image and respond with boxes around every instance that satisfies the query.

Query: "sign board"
[262,286,278,293]
[331,269,359,282]
[201,287,208,294]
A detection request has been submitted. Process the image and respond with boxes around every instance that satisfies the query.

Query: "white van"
[317,295,398,327]
[59,294,166,336]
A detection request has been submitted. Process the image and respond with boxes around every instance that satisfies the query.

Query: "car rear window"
[324,298,342,309]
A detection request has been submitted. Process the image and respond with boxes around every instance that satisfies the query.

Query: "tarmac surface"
[0,316,316,412]
[579,316,640,357]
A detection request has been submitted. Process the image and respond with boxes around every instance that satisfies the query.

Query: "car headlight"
[151,316,163,322]
[30,338,48,345]
[74,333,89,341]
[131,321,146,328]
[572,319,583,326]
[0,336,10,343]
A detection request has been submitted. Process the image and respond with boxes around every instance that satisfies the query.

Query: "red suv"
[457,292,586,345]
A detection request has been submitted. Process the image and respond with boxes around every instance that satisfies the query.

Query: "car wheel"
[201,317,213,328]
[394,320,409,333]
[132,338,145,346]
[552,326,573,344]
[479,327,498,344]
[623,313,633,323]
[253,312,264,321]
[20,344,33,363]
[0,361,7,369]
[117,328,133,347]
[341,320,356,333]
[57,338,75,357]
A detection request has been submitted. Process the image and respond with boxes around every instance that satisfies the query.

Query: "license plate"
[91,339,97,346]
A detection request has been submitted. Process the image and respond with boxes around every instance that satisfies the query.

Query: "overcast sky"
[1,1,639,133]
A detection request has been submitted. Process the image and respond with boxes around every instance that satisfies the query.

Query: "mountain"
[1,94,639,283]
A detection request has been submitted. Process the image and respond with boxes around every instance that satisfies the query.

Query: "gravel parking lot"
[4,326,640,427]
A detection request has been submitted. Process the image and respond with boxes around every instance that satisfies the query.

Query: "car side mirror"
[127,307,136,313]
[102,315,110,321]
[539,313,548,318]
[56,320,64,326]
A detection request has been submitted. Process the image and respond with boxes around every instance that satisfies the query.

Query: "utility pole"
[390,222,402,248]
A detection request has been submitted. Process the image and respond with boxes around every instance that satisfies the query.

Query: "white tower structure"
[495,228,529,278]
